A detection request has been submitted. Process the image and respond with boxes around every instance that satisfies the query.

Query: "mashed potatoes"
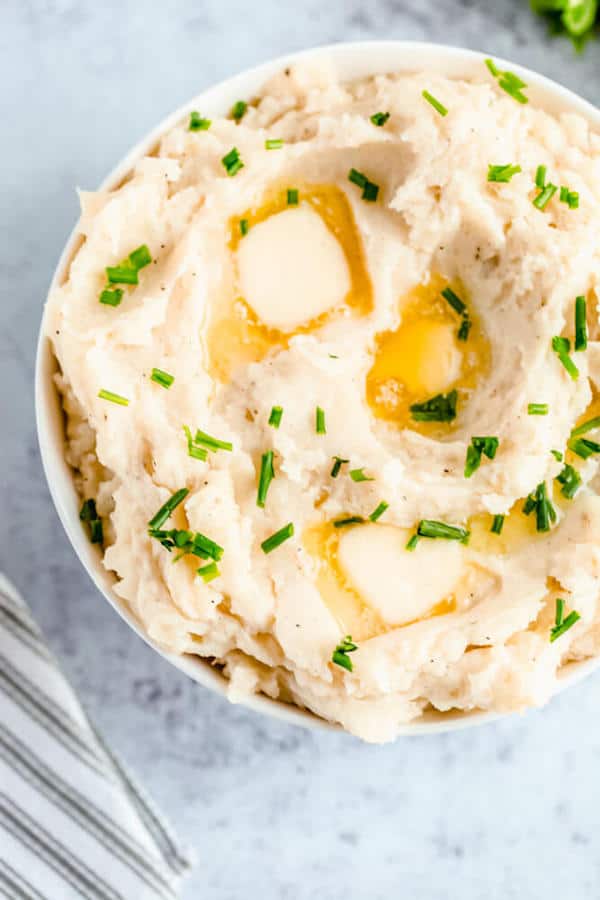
[46,60,600,741]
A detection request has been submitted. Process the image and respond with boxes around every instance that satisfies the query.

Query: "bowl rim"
[35,39,600,739]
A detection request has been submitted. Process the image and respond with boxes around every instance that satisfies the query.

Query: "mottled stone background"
[3,2,600,897]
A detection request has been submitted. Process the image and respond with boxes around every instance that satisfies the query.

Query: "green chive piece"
[99,288,123,306]
[560,187,579,209]
[239,218,249,236]
[533,183,558,211]
[257,450,275,508]
[417,520,470,543]
[491,514,505,535]
[523,493,537,516]
[464,436,499,478]
[316,407,326,435]
[330,456,349,478]
[261,522,294,554]
[98,389,129,406]
[198,561,220,582]
[410,390,457,423]
[268,406,283,428]
[265,138,284,150]
[487,164,522,183]
[551,450,564,462]
[222,147,244,176]
[349,468,374,483]
[457,318,472,341]
[332,635,358,672]
[129,244,152,270]
[287,188,299,206]
[149,527,223,561]
[89,519,104,544]
[183,425,208,461]
[485,60,528,103]
[405,533,420,551]
[369,501,389,522]
[485,58,500,77]
[231,100,247,122]
[151,368,174,389]
[80,499,103,544]
[348,168,379,202]
[528,403,548,415]
[189,111,211,131]
[575,295,587,351]
[106,264,138,285]
[193,429,233,453]
[550,598,580,642]
[370,111,390,126]
[148,487,189,529]
[441,286,466,316]
[333,516,365,528]
[535,481,555,533]
[568,437,600,459]
[552,336,579,380]
[422,90,448,116]
[571,416,600,438]
[535,165,547,189]
[556,463,581,499]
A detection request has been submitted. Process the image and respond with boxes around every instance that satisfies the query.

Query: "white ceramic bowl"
[35,40,600,737]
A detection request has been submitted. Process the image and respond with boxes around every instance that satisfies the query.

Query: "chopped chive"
[497,71,528,104]
[417,520,470,543]
[487,164,522,183]
[464,436,499,478]
[523,493,537,515]
[268,406,283,428]
[575,295,587,351]
[551,450,564,462]
[80,499,103,544]
[239,218,249,236]
[405,533,420,551]
[552,336,579,380]
[89,519,104,544]
[316,406,326,435]
[535,481,555,533]
[410,390,457,423]
[265,138,284,150]
[198,561,220,582]
[560,187,579,209]
[193,429,233,453]
[330,456,349,478]
[535,165,547,189]
[457,318,472,341]
[287,188,299,205]
[369,501,389,522]
[332,635,358,672]
[148,487,189,529]
[528,403,548,415]
[333,516,365,528]
[257,450,275,508]
[129,244,152,270]
[568,437,600,459]
[189,111,211,131]
[106,264,138,285]
[98,389,129,406]
[485,58,500,77]
[349,468,374,483]
[571,416,600,438]
[441,286,466,316]
[151,368,174,389]
[556,463,581,499]
[183,425,208,461]
[550,598,580,642]
[149,527,223,561]
[231,100,247,122]
[422,90,448,116]
[370,111,390,127]
[99,288,123,306]
[348,168,379,202]
[491,514,505,535]
[261,522,294,554]
[222,147,244,176]
[533,183,558,211]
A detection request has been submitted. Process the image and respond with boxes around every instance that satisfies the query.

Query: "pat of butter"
[337,524,463,626]
[236,205,351,332]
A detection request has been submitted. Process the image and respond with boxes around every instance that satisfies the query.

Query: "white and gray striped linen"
[0,575,193,900]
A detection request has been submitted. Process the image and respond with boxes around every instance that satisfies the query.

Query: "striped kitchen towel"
[0,574,194,900]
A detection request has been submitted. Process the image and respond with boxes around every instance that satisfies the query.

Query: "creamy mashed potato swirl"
[47,61,600,742]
